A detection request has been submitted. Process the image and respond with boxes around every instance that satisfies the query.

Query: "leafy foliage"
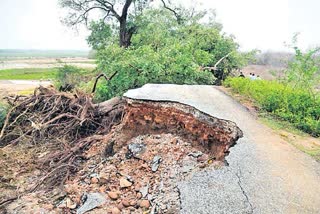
[55,65,91,91]
[224,78,320,137]
[0,102,8,129]
[284,45,320,93]
[92,9,251,100]
[87,21,113,50]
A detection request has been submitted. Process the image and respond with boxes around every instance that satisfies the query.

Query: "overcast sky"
[0,0,319,51]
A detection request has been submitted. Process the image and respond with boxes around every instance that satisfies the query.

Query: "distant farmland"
[0,49,90,59]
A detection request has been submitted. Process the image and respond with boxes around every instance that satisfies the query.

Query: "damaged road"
[124,84,320,214]
[1,84,320,213]
[0,85,243,213]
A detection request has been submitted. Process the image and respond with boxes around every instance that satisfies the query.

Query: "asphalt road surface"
[124,84,320,214]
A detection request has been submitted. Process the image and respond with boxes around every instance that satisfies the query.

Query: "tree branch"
[161,0,182,24]
[92,71,119,93]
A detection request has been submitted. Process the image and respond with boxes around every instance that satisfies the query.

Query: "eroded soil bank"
[0,90,242,213]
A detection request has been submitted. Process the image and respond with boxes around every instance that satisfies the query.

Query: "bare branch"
[160,0,182,24]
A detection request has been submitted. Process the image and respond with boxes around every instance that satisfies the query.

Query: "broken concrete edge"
[120,97,243,161]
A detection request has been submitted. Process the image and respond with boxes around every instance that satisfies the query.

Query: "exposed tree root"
[0,87,125,194]
[0,87,243,211]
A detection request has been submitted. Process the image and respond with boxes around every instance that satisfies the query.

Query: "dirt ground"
[0,58,96,70]
[0,89,240,213]
[0,80,52,98]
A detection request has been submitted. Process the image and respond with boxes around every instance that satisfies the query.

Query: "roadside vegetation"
[0,68,58,80]
[89,9,253,101]
[225,41,320,137]
[59,0,254,101]
[0,101,8,129]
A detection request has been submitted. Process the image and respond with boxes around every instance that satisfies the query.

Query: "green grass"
[0,101,8,128]
[224,77,320,137]
[259,114,308,136]
[0,68,58,80]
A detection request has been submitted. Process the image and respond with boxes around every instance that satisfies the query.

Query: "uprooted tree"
[0,86,242,209]
[59,1,255,100]
[59,0,182,48]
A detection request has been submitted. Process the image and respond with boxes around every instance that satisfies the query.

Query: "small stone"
[43,204,54,211]
[199,163,206,168]
[91,177,99,184]
[117,203,124,210]
[66,198,77,209]
[108,191,119,200]
[140,163,148,169]
[137,192,142,199]
[134,183,142,192]
[111,207,121,214]
[129,200,137,206]
[171,138,178,144]
[139,200,150,208]
[122,199,130,207]
[139,185,149,198]
[99,177,108,185]
[197,154,209,162]
[120,178,132,188]
[151,156,162,172]
[99,186,107,193]
[127,143,146,159]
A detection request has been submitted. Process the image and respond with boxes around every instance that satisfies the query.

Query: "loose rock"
[140,185,149,198]
[111,207,121,214]
[120,178,133,188]
[139,200,150,208]
[91,177,99,184]
[122,199,130,207]
[126,143,146,159]
[76,193,106,214]
[66,198,77,209]
[129,200,137,206]
[108,191,119,200]
[151,156,162,172]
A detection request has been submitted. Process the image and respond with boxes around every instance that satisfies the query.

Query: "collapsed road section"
[121,99,243,161]
[0,87,243,213]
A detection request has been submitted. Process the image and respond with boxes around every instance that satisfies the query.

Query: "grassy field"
[0,49,90,59]
[0,68,58,80]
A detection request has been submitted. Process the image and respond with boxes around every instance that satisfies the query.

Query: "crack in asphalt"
[177,186,182,212]
[235,167,254,214]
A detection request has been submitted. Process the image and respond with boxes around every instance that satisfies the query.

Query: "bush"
[55,65,87,91]
[224,77,320,136]
[0,102,8,129]
[95,44,216,101]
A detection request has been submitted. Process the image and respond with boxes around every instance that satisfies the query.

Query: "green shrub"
[95,44,216,101]
[0,102,8,129]
[224,77,320,136]
[91,9,254,101]
[55,65,87,91]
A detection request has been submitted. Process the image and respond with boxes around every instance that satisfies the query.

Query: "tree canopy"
[59,1,254,100]
[59,0,181,47]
